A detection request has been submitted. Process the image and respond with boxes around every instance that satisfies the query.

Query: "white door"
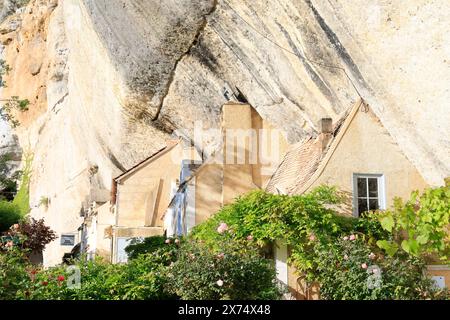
[275,240,288,286]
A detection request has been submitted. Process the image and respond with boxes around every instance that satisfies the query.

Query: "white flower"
[216,279,224,287]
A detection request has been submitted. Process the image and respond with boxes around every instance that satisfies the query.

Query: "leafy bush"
[192,186,448,300]
[167,232,281,300]
[192,187,352,246]
[12,154,32,216]
[125,235,178,260]
[0,153,21,201]
[9,218,57,252]
[191,187,385,277]
[18,250,178,300]
[0,201,21,232]
[0,248,31,300]
[375,183,450,262]
[314,236,448,300]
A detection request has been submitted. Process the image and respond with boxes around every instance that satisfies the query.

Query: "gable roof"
[266,99,365,195]
[114,139,180,183]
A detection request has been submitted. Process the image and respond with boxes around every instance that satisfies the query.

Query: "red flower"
[41,281,48,286]
[57,275,65,282]
[30,270,38,275]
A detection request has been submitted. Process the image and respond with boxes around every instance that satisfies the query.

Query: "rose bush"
[314,236,448,300]
[167,228,282,300]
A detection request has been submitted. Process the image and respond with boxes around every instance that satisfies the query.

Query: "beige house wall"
[194,102,289,222]
[95,203,115,261]
[195,164,223,225]
[251,108,289,189]
[115,144,184,228]
[307,109,429,211]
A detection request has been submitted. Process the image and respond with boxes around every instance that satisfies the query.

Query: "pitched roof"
[114,139,180,183]
[266,99,364,195]
[265,137,323,194]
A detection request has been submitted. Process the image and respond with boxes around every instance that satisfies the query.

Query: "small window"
[60,234,75,246]
[353,174,385,217]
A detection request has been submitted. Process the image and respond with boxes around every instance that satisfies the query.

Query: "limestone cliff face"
[0,0,449,265]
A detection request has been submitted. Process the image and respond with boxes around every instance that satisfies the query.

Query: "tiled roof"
[265,137,324,195]
[265,99,364,195]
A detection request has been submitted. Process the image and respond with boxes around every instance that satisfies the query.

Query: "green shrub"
[375,184,450,262]
[125,235,178,260]
[0,248,31,300]
[14,247,178,300]
[314,236,448,300]
[0,201,21,232]
[192,185,448,300]
[167,233,282,300]
[12,154,32,216]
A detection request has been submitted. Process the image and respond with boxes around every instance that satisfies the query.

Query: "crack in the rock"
[51,92,69,114]
[151,0,218,122]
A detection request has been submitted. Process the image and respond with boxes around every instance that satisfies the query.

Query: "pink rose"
[309,234,316,241]
[247,235,253,241]
[5,241,13,248]
[217,222,229,234]
[216,253,225,260]
[349,234,356,241]
[369,253,376,260]
[372,268,379,274]
[165,239,171,244]
[361,263,368,269]
[343,254,349,260]
[343,236,349,241]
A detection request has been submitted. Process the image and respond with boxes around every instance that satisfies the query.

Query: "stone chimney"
[319,118,333,151]
[221,102,254,205]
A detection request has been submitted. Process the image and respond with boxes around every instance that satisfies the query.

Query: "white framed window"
[352,174,386,217]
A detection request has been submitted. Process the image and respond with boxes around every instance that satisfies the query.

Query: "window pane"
[368,178,378,197]
[369,199,379,211]
[357,178,367,197]
[358,198,368,215]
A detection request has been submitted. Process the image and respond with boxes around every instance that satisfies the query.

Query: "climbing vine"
[191,185,449,299]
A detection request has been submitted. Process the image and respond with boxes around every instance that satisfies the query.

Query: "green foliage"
[125,235,177,260]
[0,248,31,300]
[0,153,21,201]
[192,186,352,247]
[0,201,21,232]
[192,185,448,299]
[12,154,32,216]
[375,184,450,262]
[191,186,380,278]
[314,236,447,300]
[1,228,279,300]
[38,196,49,210]
[167,235,282,300]
[10,247,178,300]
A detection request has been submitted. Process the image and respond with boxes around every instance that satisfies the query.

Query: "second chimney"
[319,118,333,151]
